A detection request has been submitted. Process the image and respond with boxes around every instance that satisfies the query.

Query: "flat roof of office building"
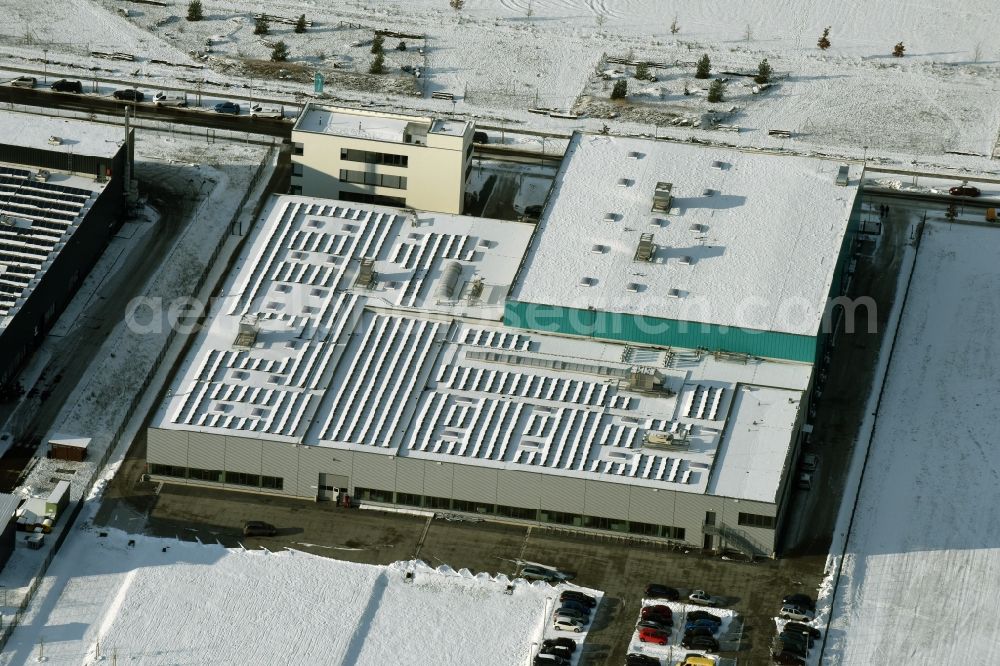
[0,111,124,159]
[293,103,469,143]
[510,133,860,336]
[153,195,809,503]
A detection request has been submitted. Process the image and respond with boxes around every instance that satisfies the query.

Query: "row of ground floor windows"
[354,487,687,540]
[149,464,283,490]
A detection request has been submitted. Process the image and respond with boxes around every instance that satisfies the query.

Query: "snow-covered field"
[821,220,1000,664]
[0,527,593,665]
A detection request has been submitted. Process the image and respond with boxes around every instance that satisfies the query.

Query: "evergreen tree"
[397,41,407,51]
[635,62,651,81]
[755,58,772,84]
[370,52,386,74]
[186,0,203,21]
[695,54,711,79]
[450,0,465,9]
[271,41,289,62]
[893,42,905,57]
[818,26,831,50]
[254,16,270,35]
[670,16,679,35]
[294,14,307,34]
[371,34,385,54]
[707,78,726,103]
[611,79,627,99]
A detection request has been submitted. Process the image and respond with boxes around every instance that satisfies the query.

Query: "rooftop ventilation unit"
[627,151,644,160]
[667,288,682,298]
[590,244,607,254]
[234,314,260,348]
[689,223,704,233]
[627,367,661,393]
[678,255,693,265]
[355,257,376,288]
[579,276,597,287]
[651,182,673,212]
[47,136,62,146]
[836,165,850,186]
[617,178,632,188]
[711,160,727,170]
[437,261,463,300]
[468,275,485,300]
[702,188,715,196]
[604,212,618,223]
[626,282,642,293]
[634,233,655,262]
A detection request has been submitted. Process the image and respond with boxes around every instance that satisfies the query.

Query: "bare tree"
[670,16,680,35]
[744,23,753,43]
[972,42,983,63]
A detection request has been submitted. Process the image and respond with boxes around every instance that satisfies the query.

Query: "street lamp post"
[43,49,48,83]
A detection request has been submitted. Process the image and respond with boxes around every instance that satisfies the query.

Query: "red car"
[641,605,673,620]
[638,627,670,645]
[949,184,981,197]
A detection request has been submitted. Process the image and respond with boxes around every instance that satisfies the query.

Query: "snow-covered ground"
[821,220,1000,664]
[0,526,595,665]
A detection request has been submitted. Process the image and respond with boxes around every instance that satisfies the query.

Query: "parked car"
[679,657,717,666]
[686,610,722,623]
[637,627,669,645]
[949,184,981,197]
[533,654,569,666]
[777,631,811,650]
[242,521,276,536]
[683,625,716,639]
[641,604,672,619]
[772,638,807,657]
[559,599,590,615]
[552,616,584,633]
[472,130,489,144]
[783,621,821,639]
[684,619,720,633]
[637,618,672,632]
[154,91,187,107]
[782,593,815,611]
[539,644,573,660]
[771,650,806,666]
[214,101,241,114]
[50,79,83,93]
[553,607,588,623]
[113,89,144,101]
[541,637,576,653]
[800,453,819,472]
[520,565,560,582]
[779,605,814,622]
[688,590,721,607]
[559,590,596,607]
[681,634,720,651]
[10,76,36,88]
[644,583,680,601]
[625,654,659,666]
[249,103,283,118]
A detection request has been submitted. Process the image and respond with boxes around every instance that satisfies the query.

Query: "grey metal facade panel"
[539,474,586,513]
[297,446,354,497]
[394,457,425,494]
[186,432,226,470]
[147,428,189,467]
[451,464,499,504]
[673,489,712,530]
[496,470,542,508]
[352,451,397,491]
[261,440,300,496]
[627,486,680,525]
[224,436,264,474]
[422,461,454,498]
[583,480,633,520]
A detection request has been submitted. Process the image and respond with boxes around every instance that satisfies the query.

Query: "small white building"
[291,103,474,214]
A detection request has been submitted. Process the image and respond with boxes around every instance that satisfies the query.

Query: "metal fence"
[0,145,277,651]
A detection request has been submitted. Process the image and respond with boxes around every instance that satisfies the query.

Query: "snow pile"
[0,528,595,665]
[821,221,1000,664]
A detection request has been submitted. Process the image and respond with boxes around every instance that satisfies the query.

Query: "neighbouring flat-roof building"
[146,187,829,558]
[507,133,862,363]
[291,103,474,214]
[0,113,128,390]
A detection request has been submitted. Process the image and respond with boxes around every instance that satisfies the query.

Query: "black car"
[113,89,144,102]
[784,621,821,639]
[533,654,569,666]
[782,593,815,611]
[949,184,981,197]
[772,639,807,657]
[242,520,277,536]
[625,654,659,666]
[772,651,806,666]
[559,590,596,608]
[644,583,680,601]
[683,625,716,639]
[51,79,83,93]
[559,598,590,615]
[541,637,576,653]
[777,631,811,650]
[686,610,722,623]
[681,634,720,651]
[636,618,672,631]
[540,644,573,660]
[472,130,489,144]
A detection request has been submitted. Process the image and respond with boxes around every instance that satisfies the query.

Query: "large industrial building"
[0,113,128,391]
[290,103,473,214]
[147,133,862,557]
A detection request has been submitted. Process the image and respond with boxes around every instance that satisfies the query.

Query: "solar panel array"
[0,167,94,317]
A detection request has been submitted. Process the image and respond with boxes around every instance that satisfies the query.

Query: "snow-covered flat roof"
[157,195,532,441]
[0,111,124,158]
[0,164,103,331]
[511,134,860,336]
[294,103,468,143]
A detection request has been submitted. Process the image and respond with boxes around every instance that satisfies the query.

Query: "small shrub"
[818,26,831,50]
[695,54,711,79]
[254,16,269,35]
[635,62,651,81]
[892,42,905,57]
[370,52,385,74]
[186,0,203,21]
[271,41,289,62]
[670,16,679,35]
[371,34,384,54]
[754,58,772,84]
[707,78,725,103]
[611,79,627,100]
[450,0,464,9]
[397,41,407,51]
[294,14,307,34]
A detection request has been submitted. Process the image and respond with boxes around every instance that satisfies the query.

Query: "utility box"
[49,434,90,461]
[651,182,673,212]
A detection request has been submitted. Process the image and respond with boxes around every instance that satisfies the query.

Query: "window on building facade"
[395,492,422,507]
[225,471,261,487]
[187,468,223,483]
[340,148,408,167]
[149,464,186,478]
[497,505,538,521]
[452,499,494,515]
[354,487,394,503]
[737,512,776,529]
[338,169,408,190]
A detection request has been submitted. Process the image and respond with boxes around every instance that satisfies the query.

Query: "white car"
[552,616,584,633]
[249,104,283,119]
[153,92,187,107]
[780,604,815,622]
[688,590,721,606]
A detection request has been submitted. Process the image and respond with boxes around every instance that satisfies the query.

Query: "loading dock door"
[318,473,349,501]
